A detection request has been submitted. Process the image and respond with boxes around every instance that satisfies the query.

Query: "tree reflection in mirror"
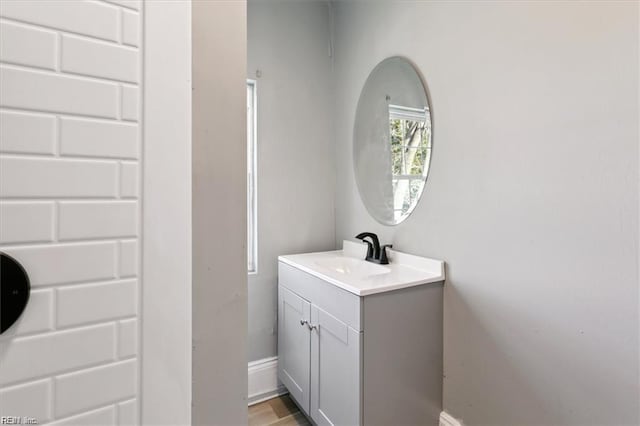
[388,104,431,222]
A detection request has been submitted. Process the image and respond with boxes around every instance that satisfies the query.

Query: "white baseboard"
[440,411,463,426]
[248,356,287,406]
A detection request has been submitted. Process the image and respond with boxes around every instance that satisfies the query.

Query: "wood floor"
[248,395,311,426]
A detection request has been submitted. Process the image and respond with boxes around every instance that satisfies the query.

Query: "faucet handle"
[380,244,393,264]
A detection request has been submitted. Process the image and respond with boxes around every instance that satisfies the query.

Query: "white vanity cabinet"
[277,259,444,426]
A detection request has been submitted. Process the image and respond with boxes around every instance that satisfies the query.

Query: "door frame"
[141,2,192,424]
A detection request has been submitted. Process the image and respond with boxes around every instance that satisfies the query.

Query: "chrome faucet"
[355,232,392,265]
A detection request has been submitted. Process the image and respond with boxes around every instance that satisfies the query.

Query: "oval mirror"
[353,57,432,225]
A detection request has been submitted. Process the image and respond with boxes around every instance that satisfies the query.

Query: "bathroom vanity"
[277,241,445,426]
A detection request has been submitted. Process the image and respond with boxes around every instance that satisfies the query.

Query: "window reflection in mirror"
[353,56,432,225]
[388,104,431,222]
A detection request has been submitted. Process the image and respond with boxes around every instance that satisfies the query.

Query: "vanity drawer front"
[279,262,362,331]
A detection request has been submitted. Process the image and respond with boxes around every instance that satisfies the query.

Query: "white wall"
[0,1,193,425]
[192,1,248,424]
[0,0,143,423]
[332,1,639,425]
[247,0,335,362]
[142,1,191,425]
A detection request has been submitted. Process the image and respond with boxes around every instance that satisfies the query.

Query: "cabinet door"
[278,286,311,413]
[310,304,361,426]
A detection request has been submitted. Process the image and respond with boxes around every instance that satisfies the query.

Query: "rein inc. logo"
[0,417,38,425]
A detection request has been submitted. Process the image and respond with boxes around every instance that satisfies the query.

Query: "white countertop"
[278,241,445,296]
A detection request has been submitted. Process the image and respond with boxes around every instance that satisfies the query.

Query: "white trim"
[142,2,192,424]
[389,103,428,121]
[440,411,463,426]
[246,79,258,274]
[248,356,287,406]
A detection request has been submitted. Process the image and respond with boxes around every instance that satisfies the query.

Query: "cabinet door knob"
[300,319,308,327]
[309,324,317,332]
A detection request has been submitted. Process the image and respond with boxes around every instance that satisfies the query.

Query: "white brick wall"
[0,110,57,155]
[0,1,142,424]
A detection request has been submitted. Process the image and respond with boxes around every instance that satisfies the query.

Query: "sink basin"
[278,240,445,296]
[315,256,390,277]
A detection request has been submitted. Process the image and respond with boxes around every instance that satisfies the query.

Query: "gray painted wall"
[332,1,639,425]
[247,0,336,362]
[192,1,248,424]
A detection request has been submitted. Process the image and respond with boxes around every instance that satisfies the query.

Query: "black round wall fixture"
[1,252,31,334]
